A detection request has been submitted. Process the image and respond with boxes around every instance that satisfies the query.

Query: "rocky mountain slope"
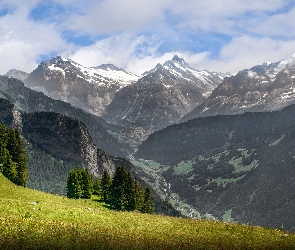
[0,75,131,157]
[102,56,226,140]
[182,53,295,122]
[24,56,139,116]
[135,105,295,231]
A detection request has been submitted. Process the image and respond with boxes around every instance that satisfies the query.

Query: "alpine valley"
[2,53,295,231]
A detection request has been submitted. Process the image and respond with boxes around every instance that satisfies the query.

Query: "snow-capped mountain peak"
[24,56,139,116]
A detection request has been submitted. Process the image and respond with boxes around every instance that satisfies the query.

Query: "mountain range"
[2,52,295,230]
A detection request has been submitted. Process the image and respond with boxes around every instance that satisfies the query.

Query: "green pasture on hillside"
[0,174,295,249]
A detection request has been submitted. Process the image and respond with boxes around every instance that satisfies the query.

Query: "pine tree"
[124,172,136,211]
[66,167,82,199]
[6,129,28,187]
[80,168,93,199]
[101,170,112,202]
[142,187,155,214]
[93,178,101,195]
[134,180,144,211]
[110,166,128,210]
[0,146,17,182]
[0,125,28,187]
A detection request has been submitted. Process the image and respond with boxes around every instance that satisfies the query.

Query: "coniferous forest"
[66,166,155,213]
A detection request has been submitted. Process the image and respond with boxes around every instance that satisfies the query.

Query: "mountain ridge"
[181,53,295,122]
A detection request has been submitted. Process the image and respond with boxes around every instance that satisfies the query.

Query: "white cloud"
[65,0,171,35]
[0,7,71,74]
[169,0,293,35]
[250,7,295,38]
[197,36,295,73]
[64,33,211,75]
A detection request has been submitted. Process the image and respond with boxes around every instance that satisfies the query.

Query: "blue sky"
[0,0,295,75]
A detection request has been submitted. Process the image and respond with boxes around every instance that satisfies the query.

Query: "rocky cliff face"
[0,75,131,157]
[102,56,226,138]
[0,98,22,130]
[182,53,295,122]
[24,56,139,116]
[21,111,115,177]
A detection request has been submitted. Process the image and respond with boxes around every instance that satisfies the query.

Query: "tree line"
[0,124,28,187]
[66,166,154,214]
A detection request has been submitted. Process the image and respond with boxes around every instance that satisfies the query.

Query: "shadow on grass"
[92,198,112,209]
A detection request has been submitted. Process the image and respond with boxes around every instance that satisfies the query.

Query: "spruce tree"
[6,129,28,187]
[101,170,112,202]
[142,187,155,214]
[110,166,128,210]
[124,172,136,211]
[93,178,101,195]
[0,146,17,182]
[134,180,144,211]
[80,168,93,199]
[66,167,82,199]
[0,125,28,187]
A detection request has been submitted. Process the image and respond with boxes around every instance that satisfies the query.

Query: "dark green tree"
[0,146,17,182]
[93,178,101,195]
[134,180,144,211]
[0,125,28,187]
[66,167,82,199]
[142,187,155,214]
[101,170,112,202]
[124,172,136,211]
[6,129,28,187]
[80,168,93,199]
[110,166,128,210]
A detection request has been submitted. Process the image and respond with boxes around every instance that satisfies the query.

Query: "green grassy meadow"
[1,174,295,249]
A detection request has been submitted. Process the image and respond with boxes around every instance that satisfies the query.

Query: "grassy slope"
[0,174,295,249]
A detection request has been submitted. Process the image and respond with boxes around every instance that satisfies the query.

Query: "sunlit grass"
[1,173,295,249]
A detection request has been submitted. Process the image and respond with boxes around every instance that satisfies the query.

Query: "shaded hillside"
[136,105,295,230]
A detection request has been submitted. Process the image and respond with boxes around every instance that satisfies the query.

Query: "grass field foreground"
[0,174,295,249]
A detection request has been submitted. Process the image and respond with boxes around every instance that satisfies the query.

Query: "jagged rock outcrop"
[22,111,115,177]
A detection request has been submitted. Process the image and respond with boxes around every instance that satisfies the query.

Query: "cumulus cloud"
[63,33,211,75]
[0,5,71,74]
[65,0,171,35]
[169,0,292,34]
[250,7,295,38]
[197,36,295,73]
